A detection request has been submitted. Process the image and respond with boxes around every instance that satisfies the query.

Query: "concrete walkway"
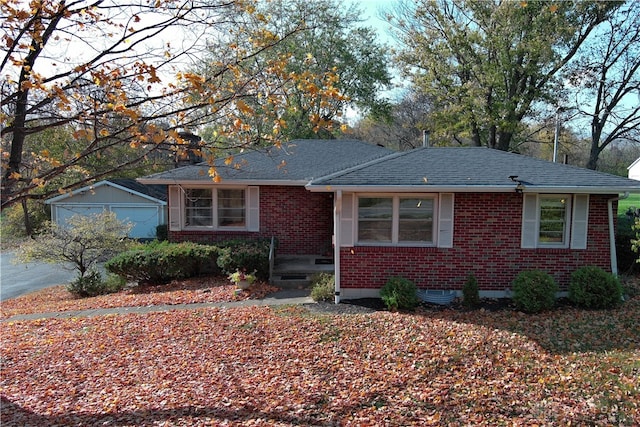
[2,289,314,322]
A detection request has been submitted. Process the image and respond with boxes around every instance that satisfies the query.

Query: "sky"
[352,0,399,46]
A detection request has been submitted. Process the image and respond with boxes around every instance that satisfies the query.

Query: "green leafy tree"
[198,0,392,143]
[1,0,345,211]
[15,211,133,282]
[1,121,165,236]
[390,0,618,151]
[564,1,640,170]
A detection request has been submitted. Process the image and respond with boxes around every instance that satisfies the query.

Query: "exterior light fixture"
[509,175,524,193]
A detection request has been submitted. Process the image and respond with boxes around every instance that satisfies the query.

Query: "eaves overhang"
[137,178,310,187]
[305,184,640,194]
[306,184,517,193]
[46,180,167,205]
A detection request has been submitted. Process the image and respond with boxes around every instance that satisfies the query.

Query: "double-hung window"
[217,189,246,227]
[357,195,435,245]
[358,197,393,242]
[185,189,213,227]
[522,194,588,249]
[538,196,569,245]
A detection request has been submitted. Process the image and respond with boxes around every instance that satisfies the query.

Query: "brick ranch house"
[139,139,640,301]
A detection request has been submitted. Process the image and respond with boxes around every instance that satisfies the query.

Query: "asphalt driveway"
[0,252,75,301]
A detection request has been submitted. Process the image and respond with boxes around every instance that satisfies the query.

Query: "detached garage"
[46,179,167,239]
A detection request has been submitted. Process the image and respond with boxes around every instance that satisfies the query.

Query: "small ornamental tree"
[16,211,132,294]
[462,274,480,309]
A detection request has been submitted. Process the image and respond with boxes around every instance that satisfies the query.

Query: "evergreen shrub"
[380,277,420,311]
[216,239,271,279]
[462,274,480,308]
[105,241,218,284]
[512,270,558,313]
[569,266,622,309]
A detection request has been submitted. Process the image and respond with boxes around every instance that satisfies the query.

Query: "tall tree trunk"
[21,198,33,237]
[586,140,601,170]
[2,9,64,211]
[496,130,513,152]
[471,122,482,146]
[488,125,497,149]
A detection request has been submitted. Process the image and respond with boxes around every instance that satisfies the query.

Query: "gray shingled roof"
[108,179,167,202]
[139,139,393,184]
[309,147,640,193]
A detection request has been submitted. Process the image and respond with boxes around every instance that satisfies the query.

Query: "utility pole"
[553,107,562,162]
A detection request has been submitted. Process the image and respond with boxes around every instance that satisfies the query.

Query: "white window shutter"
[521,194,538,248]
[168,186,182,231]
[570,194,589,249]
[340,193,355,246]
[438,193,454,248]
[247,186,260,232]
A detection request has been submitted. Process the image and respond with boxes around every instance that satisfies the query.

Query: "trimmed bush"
[380,277,420,311]
[66,271,125,297]
[512,270,558,313]
[310,273,335,302]
[569,266,622,309]
[105,241,219,284]
[216,239,270,279]
[462,274,480,309]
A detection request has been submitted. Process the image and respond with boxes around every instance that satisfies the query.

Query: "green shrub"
[512,270,558,313]
[569,266,623,309]
[156,224,168,241]
[622,277,640,300]
[310,273,335,302]
[105,241,218,284]
[380,277,420,311]
[462,274,480,309]
[216,239,270,279]
[102,273,127,293]
[66,270,125,297]
[0,200,49,240]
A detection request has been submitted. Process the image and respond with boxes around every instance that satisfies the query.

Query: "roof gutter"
[306,184,640,194]
[608,192,629,276]
[306,184,518,193]
[137,178,310,187]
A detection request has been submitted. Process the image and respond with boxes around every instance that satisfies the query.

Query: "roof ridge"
[310,148,411,184]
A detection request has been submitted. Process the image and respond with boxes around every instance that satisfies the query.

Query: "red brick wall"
[169,186,333,255]
[340,193,614,292]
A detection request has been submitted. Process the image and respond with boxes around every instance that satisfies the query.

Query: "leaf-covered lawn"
[1,282,639,426]
[0,277,278,319]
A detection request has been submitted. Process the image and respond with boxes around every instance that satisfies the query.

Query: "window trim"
[179,185,251,231]
[356,193,438,247]
[537,194,571,248]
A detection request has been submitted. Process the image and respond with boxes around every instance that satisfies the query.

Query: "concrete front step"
[271,277,313,289]
[271,255,334,289]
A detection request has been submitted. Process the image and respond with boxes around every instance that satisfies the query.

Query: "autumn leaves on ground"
[2,278,639,426]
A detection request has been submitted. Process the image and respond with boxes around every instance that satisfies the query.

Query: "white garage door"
[111,206,160,239]
[55,205,106,227]
[54,205,160,239]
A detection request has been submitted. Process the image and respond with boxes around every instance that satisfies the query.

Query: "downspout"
[334,190,342,304]
[608,192,629,276]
